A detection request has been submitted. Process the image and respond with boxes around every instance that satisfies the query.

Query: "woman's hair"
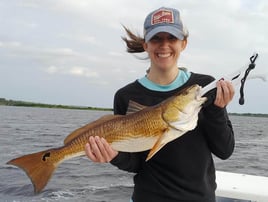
[121,26,145,53]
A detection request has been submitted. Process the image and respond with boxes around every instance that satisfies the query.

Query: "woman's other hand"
[214,80,235,108]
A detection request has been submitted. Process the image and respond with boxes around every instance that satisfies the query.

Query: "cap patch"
[151,9,174,25]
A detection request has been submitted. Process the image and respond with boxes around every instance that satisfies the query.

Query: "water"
[0,106,268,202]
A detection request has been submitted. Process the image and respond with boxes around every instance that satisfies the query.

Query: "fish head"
[146,85,207,161]
[162,84,207,131]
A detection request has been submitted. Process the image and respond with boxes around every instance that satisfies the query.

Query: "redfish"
[7,84,206,193]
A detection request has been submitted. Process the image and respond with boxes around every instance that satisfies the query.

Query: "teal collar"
[138,68,191,92]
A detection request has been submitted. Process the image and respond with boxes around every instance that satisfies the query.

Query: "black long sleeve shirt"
[110,72,235,202]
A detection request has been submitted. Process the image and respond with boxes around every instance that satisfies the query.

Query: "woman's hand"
[85,136,118,163]
[214,80,235,108]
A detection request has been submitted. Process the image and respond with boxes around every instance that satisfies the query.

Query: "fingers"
[214,80,235,108]
[85,142,98,162]
[100,137,119,160]
[85,136,118,163]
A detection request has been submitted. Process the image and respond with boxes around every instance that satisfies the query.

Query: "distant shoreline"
[228,112,268,118]
[1,98,267,117]
[0,98,112,111]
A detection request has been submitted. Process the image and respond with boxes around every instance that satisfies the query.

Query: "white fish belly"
[111,136,159,152]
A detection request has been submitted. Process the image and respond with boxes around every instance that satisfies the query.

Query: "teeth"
[158,53,171,58]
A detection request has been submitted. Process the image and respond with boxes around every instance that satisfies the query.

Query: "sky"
[0,0,268,113]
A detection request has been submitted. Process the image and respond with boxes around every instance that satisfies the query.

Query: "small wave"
[41,189,75,201]
[0,184,34,197]
[85,183,134,193]
[84,184,133,202]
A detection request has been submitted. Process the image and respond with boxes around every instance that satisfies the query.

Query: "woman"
[85,7,235,202]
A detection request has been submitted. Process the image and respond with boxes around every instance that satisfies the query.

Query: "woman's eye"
[168,35,177,41]
[149,34,177,42]
[150,36,161,42]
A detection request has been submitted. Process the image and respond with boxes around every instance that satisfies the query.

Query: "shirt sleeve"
[110,151,148,173]
[199,104,235,160]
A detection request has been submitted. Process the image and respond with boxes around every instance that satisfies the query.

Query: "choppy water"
[0,106,268,202]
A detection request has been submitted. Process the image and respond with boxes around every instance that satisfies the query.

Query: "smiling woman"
[1,1,268,200]
[84,6,236,202]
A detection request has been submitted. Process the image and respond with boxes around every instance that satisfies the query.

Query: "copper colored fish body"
[7,84,207,193]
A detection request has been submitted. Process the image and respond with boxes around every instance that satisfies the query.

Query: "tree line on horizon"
[0,98,112,111]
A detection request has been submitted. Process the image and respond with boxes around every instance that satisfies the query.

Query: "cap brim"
[145,26,185,42]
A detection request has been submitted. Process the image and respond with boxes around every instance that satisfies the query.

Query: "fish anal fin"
[64,114,122,145]
[126,100,148,115]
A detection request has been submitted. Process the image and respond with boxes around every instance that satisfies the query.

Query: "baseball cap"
[144,7,188,42]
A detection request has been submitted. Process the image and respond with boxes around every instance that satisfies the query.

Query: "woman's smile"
[157,52,172,58]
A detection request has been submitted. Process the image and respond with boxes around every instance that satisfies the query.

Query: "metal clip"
[238,53,258,105]
[200,53,259,105]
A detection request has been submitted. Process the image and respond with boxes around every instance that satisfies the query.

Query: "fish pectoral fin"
[146,129,178,161]
[64,114,122,145]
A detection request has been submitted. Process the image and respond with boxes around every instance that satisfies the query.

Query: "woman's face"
[143,32,187,71]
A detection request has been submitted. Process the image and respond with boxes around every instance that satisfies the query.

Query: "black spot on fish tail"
[42,152,51,161]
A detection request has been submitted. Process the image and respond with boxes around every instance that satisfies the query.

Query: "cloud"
[108,51,124,57]
[0,41,22,48]
[69,66,99,78]
[58,33,98,45]
[0,42,81,62]
[43,48,78,57]
[45,65,99,78]
[45,65,59,74]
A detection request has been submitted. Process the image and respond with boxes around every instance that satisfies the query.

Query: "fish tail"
[6,149,59,193]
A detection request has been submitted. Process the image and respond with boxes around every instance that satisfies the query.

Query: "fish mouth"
[180,85,206,115]
[195,86,207,103]
[195,85,202,98]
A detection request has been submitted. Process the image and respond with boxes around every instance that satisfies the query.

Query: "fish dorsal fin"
[126,100,147,115]
[63,114,121,145]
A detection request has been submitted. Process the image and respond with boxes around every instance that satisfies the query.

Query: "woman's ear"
[181,39,187,50]
[143,42,148,52]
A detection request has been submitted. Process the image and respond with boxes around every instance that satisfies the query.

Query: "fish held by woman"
[7,84,206,193]
[6,53,262,194]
